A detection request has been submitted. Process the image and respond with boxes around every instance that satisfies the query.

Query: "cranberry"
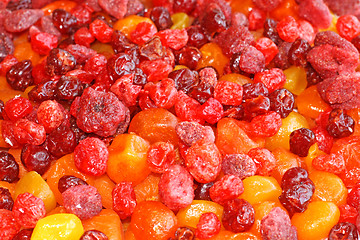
[168,68,199,94]
[0,100,4,120]
[263,18,282,45]
[0,187,14,210]
[112,182,137,219]
[222,199,255,233]
[150,7,173,31]
[46,48,76,76]
[186,25,210,49]
[21,144,51,175]
[289,128,316,157]
[195,212,221,239]
[194,182,214,201]
[200,3,228,34]
[0,33,14,62]
[288,38,311,67]
[0,151,19,183]
[273,41,292,69]
[6,0,32,10]
[80,230,109,240]
[11,229,33,240]
[52,9,78,34]
[28,80,57,102]
[306,65,323,86]
[6,60,33,91]
[328,222,359,240]
[173,227,195,240]
[243,95,270,120]
[111,30,135,54]
[55,75,84,101]
[279,167,315,215]
[58,175,88,194]
[173,0,196,14]
[175,46,202,70]
[269,88,295,118]
[326,109,355,138]
[107,53,136,81]
[46,124,77,158]
[242,82,269,100]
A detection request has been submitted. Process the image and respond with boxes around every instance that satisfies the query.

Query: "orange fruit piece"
[107,133,150,185]
[93,174,115,210]
[128,108,179,145]
[82,209,124,240]
[131,201,178,240]
[41,0,77,15]
[197,42,229,76]
[272,148,301,184]
[134,173,160,203]
[296,85,330,119]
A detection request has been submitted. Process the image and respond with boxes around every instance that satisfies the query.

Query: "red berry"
[74,27,95,48]
[200,97,224,124]
[131,22,158,45]
[247,147,276,176]
[145,78,178,109]
[250,111,282,137]
[195,212,221,239]
[110,74,142,107]
[336,15,360,41]
[255,37,279,65]
[112,182,137,219]
[37,100,65,133]
[209,175,244,205]
[13,192,46,228]
[89,19,113,43]
[0,209,21,240]
[248,7,266,31]
[175,91,203,124]
[254,68,286,93]
[13,119,47,146]
[139,59,173,83]
[339,204,358,225]
[31,32,58,55]
[74,137,109,176]
[147,142,175,173]
[312,153,346,174]
[4,96,33,121]
[214,81,243,106]
[276,16,299,42]
[155,28,188,50]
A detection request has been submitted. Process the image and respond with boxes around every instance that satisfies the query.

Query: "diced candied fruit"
[336,15,360,41]
[31,32,58,55]
[254,37,278,65]
[13,192,46,228]
[31,213,84,240]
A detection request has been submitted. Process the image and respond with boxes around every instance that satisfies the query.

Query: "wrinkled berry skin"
[112,182,137,219]
[0,151,19,183]
[46,48,76,76]
[58,175,88,194]
[222,199,255,233]
[289,128,316,157]
[6,60,33,91]
[159,165,194,211]
[62,185,102,220]
[0,187,14,210]
[326,108,355,138]
[80,230,109,240]
[328,222,358,240]
[76,88,126,137]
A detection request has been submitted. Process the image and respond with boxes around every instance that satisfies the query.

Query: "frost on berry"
[74,137,109,176]
[62,185,102,220]
[250,111,282,137]
[37,100,65,133]
[297,0,332,29]
[324,0,360,17]
[175,91,203,124]
[209,175,244,205]
[159,165,194,211]
[214,25,255,57]
[144,78,178,109]
[0,209,21,240]
[112,182,137,219]
[175,121,215,147]
[13,119,47,146]
[214,80,243,106]
[312,153,346,174]
[260,207,298,240]
[200,97,224,124]
[195,212,221,239]
[76,88,126,137]
[13,192,46,228]
[254,68,286,93]
[185,139,222,183]
[222,154,257,180]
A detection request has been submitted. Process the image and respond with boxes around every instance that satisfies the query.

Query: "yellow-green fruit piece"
[31,213,84,240]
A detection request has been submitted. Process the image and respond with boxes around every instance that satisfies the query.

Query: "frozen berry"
[195,212,221,239]
[112,182,137,219]
[13,192,46,228]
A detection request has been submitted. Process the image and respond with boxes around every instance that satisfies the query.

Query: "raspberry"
[255,37,279,65]
[276,16,299,42]
[185,139,222,183]
[155,28,188,50]
[74,27,95,48]
[13,192,46,228]
[248,147,276,176]
[250,111,282,138]
[254,68,286,93]
[62,185,102,220]
[74,137,109,176]
[214,81,243,106]
[195,212,221,239]
[209,175,244,205]
[131,22,158,45]
[89,19,113,43]
[147,142,175,173]
[4,96,33,121]
[159,164,194,211]
[76,88,127,137]
[37,100,65,133]
[312,153,346,174]
[0,209,21,240]
[112,182,137,219]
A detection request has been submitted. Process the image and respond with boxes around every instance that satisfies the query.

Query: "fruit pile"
[0,0,360,239]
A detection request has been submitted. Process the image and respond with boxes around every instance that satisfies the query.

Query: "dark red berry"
[107,53,136,81]
[222,198,255,233]
[150,7,173,31]
[186,25,210,49]
[269,88,295,118]
[0,187,14,211]
[6,60,33,91]
[80,230,109,240]
[58,175,88,194]
[168,68,199,94]
[46,48,76,76]
[46,124,77,158]
[0,33,14,62]
[21,144,51,175]
[55,75,84,101]
[326,109,355,138]
[288,38,311,67]
[194,182,214,201]
[173,227,195,240]
[242,82,269,100]
[0,151,19,183]
[52,9,78,34]
[11,229,33,240]
[289,128,316,157]
[328,222,358,240]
